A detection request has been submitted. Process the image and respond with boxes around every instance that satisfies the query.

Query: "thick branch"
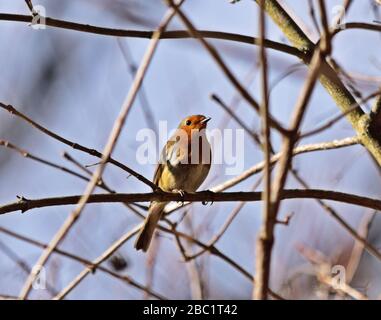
[2,189,381,215]
[256,0,381,167]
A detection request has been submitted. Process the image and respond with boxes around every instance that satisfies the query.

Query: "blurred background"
[1,0,381,299]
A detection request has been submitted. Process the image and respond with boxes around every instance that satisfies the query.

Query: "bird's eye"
[186,120,192,126]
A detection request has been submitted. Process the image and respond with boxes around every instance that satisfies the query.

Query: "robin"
[134,115,212,252]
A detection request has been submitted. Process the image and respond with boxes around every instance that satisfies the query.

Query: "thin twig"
[24,0,36,15]
[0,13,304,58]
[318,0,331,54]
[117,38,158,133]
[62,151,148,212]
[0,103,155,190]
[0,141,89,183]
[62,152,93,176]
[268,63,304,96]
[333,22,381,36]
[210,94,262,145]
[307,0,321,36]
[300,90,381,139]
[332,0,353,28]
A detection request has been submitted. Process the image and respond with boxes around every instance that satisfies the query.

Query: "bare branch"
[24,0,35,15]
[210,94,262,145]
[0,13,304,58]
[301,90,381,139]
[254,0,272,300]
[0,103,155,190]
[0,140,89,183]
[2,188,381,216]
[333,22,381,36]
[332,0,353,28]
[117,39,158,133]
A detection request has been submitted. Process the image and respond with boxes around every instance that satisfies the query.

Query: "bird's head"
[178,115,211,132]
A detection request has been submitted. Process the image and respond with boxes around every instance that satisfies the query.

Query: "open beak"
[200,117,211,124]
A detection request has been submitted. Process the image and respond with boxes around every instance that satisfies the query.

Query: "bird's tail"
[134,202,167,252]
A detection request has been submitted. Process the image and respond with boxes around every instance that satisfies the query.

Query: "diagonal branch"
[52,225,142,299]
[17,2,182,299]
[0,226,166,300]
[0,103,156,190]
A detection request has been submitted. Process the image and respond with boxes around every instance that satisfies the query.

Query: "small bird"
[134,115,212,252]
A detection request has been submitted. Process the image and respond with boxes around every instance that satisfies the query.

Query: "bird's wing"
[153,139,176,185]
[152,163,163,186]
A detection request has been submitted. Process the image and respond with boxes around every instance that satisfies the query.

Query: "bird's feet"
[202,189,215,206]
[172,189,186,206]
